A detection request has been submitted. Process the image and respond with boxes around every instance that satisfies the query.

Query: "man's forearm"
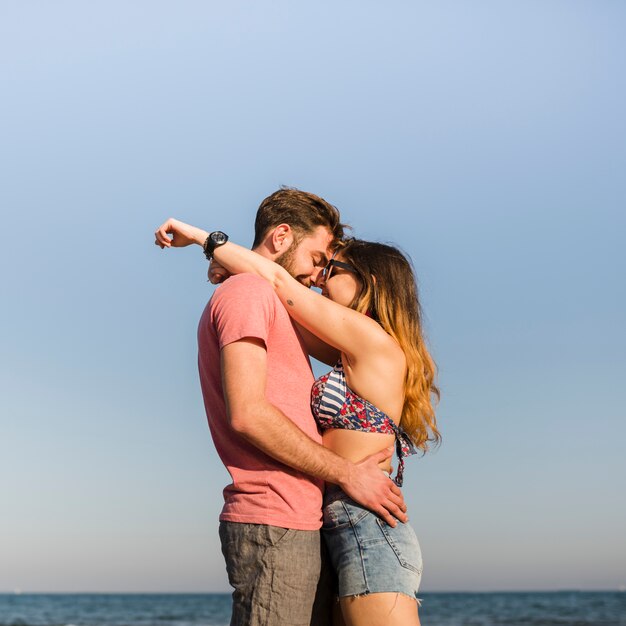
[229,398,353,486]
[230,399,407,526]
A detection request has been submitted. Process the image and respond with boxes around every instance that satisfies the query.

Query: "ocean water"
[0,592,624,626]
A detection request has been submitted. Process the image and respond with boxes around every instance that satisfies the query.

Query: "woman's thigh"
[340,593,420,626]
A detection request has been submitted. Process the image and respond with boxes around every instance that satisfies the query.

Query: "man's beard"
[275,243,311,287]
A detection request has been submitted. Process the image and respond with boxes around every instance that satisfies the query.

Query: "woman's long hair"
[339,239,440,452]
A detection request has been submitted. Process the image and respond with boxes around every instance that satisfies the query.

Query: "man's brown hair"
[252,187,347,248]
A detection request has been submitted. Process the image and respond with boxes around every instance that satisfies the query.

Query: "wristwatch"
[203,231,229,261]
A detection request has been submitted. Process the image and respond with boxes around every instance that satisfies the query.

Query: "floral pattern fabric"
[311,360,416,487]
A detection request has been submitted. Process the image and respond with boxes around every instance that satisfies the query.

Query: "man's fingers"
[384,498,408,524]
[360,446,393,466]
[375,506,398,528]
[208,260,230,284]
[362,473,409,524]
[389,480,401,494]
[387,483,408,514]
[387,489,406,512]
[208,269,228,284]
[388,481,403,498]
[342,449,410,525]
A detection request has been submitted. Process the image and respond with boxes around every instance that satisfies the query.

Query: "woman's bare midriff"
[322,429,396,473]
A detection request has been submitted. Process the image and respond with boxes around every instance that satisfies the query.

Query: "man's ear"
[269,224,294,254]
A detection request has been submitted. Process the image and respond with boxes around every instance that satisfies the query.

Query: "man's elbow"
[227,404,257,436]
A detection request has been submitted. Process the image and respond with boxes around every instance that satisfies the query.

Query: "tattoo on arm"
[287,299,294,306]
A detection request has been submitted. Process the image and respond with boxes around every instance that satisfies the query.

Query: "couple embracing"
[154,188,440,626]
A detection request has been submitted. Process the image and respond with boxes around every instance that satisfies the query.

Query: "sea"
[0,592,624,626]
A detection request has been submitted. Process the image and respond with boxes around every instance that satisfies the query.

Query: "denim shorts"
[322,486,423,600]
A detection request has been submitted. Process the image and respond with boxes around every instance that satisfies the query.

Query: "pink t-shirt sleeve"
[211,274,277,349]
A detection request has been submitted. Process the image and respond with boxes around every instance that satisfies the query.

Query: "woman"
[155,219,440,626]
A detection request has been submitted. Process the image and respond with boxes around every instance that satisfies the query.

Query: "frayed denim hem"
[338,591,423,606]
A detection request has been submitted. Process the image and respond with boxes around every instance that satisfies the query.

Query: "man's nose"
[312,266,326,288]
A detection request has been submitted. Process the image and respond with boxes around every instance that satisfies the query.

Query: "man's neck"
[251,243,278,261]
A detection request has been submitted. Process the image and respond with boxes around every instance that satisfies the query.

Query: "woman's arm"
[154,219,397,362]
[154,219,208,249]
[216,241,392,361]
[155,219,339,362]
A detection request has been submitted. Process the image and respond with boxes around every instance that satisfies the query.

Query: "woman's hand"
[154,218,209,249]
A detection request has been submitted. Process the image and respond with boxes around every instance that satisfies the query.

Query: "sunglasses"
[321,258,358,281]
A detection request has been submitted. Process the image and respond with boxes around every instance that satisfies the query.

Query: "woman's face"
[319,254,362,308]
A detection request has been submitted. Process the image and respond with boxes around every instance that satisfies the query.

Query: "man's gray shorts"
[219,521,334,626]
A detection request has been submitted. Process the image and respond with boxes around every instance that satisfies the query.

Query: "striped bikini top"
[311,360,416,487]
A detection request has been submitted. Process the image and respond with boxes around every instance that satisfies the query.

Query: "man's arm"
[221,338,407,527]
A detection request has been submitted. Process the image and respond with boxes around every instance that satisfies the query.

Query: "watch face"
[212,231,228,245]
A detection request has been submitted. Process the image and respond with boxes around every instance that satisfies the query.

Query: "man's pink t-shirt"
[197,273,324,530]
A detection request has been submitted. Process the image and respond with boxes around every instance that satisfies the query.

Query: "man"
[155,189,406,626]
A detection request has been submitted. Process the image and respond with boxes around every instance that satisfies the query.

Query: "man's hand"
[154,218,208,249]
[208,259,231,284]
[339,447,408,527]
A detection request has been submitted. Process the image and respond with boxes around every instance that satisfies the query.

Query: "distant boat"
[13,588,22,595]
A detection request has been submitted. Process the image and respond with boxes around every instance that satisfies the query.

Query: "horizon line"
[3,588,625,595]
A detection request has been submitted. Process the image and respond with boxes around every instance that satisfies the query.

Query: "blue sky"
[1,1,624,592]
